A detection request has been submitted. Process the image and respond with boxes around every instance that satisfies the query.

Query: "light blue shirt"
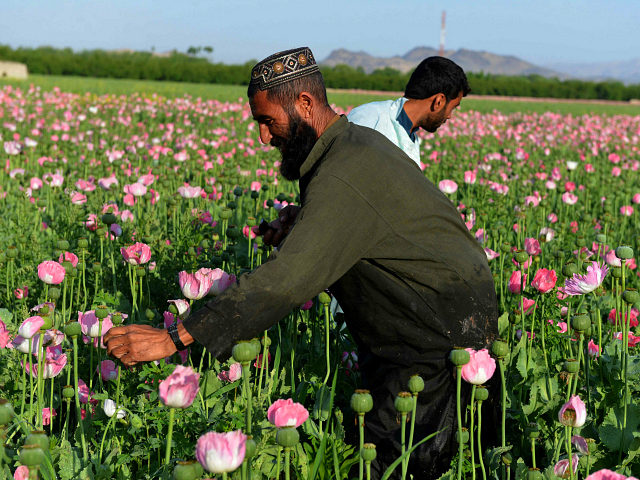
[347,97,421,165]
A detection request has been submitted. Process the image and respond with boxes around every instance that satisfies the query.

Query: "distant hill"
[322,47,562,78]
[544,58,640,84]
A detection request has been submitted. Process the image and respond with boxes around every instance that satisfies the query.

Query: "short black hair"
[247,71,330,111]
[404,56,470,101]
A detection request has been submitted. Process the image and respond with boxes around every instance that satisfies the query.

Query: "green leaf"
[598,403,640,452]
[514,336,528,380]
[485,445,512,479]
[0,308,13,325]
[498,312,509,337]
[521,383,538,416]
[57,440,87,480]
[380,429,443,480]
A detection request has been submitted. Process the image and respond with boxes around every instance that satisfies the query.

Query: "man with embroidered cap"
[348,56,469,166]
[104,46,497,479]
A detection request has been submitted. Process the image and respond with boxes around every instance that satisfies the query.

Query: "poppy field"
[0,82,640,480]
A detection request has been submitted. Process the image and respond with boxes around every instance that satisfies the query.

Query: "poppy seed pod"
[249,338,262,357]
[226,201,237,210]
[62,386,75,399]
[623,289,640,305]
[245,437,257,459]
[112,313,123,325]
[78,237,89,249]
[25,431,49,451]
[491,339,509,358]
[95,306,109,319]
[576,236,586,248]
[615,245,634,260]
[261,335,271,347]
[611,266,622,278]
[571,314,591,333]
[514,250,529,264]
[173,460,200,480]
[361,443,377,462]
[250,190,259,199]
[0,399,14,425]
[40,315,53,330]
[276,193,287,202]
[48,287,61,301]
[350,389,373,414]
[233,186,243,197]
[408,375,425,394]
[562,263,578,277]
[501,453,512,466]
[456,428,469,444]
[527,468,543,480]
[101,213,117,225]
[92,263,102,273]
[219,208,232,220]
[394,392,413,414]
[475,387,489,401]
[64,322,82,338]
[19,444,45,467]
[232,341,256,364]
[449,348,470,366]
[276,426,300,448]
[500,243,511,253]
[6,246,19,258]
[595,233,606,244]
[318,292,332,305]
[564,359,580,374]
[57,239,70,251]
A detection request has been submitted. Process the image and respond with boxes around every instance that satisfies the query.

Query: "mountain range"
[321,47,640,84]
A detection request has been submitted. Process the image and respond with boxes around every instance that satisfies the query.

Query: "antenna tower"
[439,11,446,57]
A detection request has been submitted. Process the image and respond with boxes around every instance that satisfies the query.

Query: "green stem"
[164,407,175,465]
[284,447,291,480]
[37,331,45,429]
[477,400,486,480]
[242,363,252,434]
[470,385,476,480]
[73,336,88,462]
[401,412,407,480]
[456,366,464,480]
[498,360,506,448]
[358,413,365,480]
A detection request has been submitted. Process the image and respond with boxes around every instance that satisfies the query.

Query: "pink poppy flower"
[42,407,57,425]
[159,365,200,408]
[563,262,608,295]
[13,465,29,480]
[121,242,152,265]
[267,398,309,428]
[463,170,477,184]
[588,340,600,357]
[620,205,634,216]
[585,469,631,480]
[18,316,45,339]
[531,268,557,293]
[177,185,203,198]
[614,331,640,348]
[524,237,541,256]
[558,395,586,427]
[608,308,639,327]
[14,285,28,299]
[37,260,66,285]
[179,271,214,300]
[438,179,458,194]
[562,192,578,205]
[58,251,79,267]
[554,454,579,478]
[218,363,242,382]
[508,270,526,294]
[98,359,119,381]
[124,182,147,197]
[461,348,496,385]
[196,430,246,474]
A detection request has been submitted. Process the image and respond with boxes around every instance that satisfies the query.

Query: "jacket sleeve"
[182,174,385,357]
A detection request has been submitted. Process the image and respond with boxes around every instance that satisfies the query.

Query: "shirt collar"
[299,115,349,178]
[396,100,417,142]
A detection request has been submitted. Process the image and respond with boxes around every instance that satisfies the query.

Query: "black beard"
[271,112,318,181]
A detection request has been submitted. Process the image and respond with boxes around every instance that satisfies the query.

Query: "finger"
[271,229,285,246]
[109,345,130,359]
[104,326,129,340]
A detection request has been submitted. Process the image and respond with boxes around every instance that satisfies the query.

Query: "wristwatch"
[167,322,187,351]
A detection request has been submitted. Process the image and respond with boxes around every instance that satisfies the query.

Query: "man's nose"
[259,124,272,145]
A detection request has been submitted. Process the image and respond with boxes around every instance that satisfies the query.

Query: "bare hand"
[104,325,177,367]
[257,205,301,247]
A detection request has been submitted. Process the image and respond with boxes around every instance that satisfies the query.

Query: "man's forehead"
[250,90,284,118]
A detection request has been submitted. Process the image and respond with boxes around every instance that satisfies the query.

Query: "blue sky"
[2,0,638,66]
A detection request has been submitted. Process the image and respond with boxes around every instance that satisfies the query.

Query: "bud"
[233,186,243,197]
[78,237,89,249]
[173,460,201,480]
[48,287,61,301]
[361,443,377,462]
[136,267,146,277]
[6,246,19,259]
[226,201,237,210]
[57,239,70,250]
[276,193,287,202]
[92,262,103,274]
[499,243,511,253]
[112,312,123,325]
[95,305,109,319]
[41,316,53,330]
[245,436,257,459]
[261,335,271,347]
[219,208,232,220]
[145,309,155,321]
[318,292,331,305]
[250,190,259,199]
[595,233,607,244]
[394,392,413,414]
[449,348,470,366]
[611,266,623,279]
[62,386,75,399]
[350,389,373,414]
[408,375,425,394]
[527,468,543,480]
[501,453,512,466]
[276,426,300,448]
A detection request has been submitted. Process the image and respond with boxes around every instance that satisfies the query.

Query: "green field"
[2,74,640,115]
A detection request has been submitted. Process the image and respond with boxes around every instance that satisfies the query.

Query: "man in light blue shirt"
[347,57,469,166]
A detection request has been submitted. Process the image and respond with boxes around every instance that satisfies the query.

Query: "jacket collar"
[299,115,349,178]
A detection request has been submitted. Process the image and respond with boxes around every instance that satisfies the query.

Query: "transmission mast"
[439,11,446,57]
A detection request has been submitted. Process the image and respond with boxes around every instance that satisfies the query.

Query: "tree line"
[2,45,639,101]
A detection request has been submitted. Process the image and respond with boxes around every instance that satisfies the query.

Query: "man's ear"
[296,91,314,119]
[430,93,447,113]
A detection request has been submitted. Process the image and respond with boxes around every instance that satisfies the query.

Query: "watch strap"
[167,322,187,351]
